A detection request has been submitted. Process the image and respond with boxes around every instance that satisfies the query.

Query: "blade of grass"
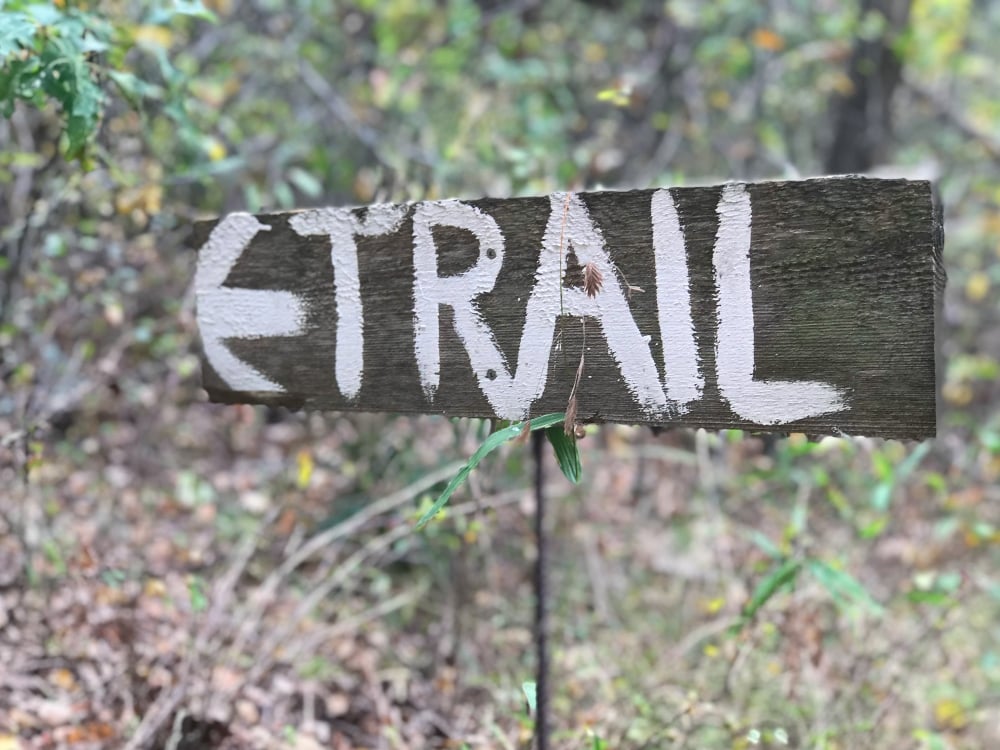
[545,426,581,483]
[731,557,802,634]
[806,558,884,616]
[415,412,566,529]
[522,681,537,715]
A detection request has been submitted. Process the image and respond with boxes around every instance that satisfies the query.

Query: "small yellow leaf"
[144,578,167,598]
[708,89,731,109]
[191,80,230,108]
[830,71,855,96]
[205,0,234,14]
[943,381,973,406]
[50,668,77,691]
[204,137,227,162]
[583,42,606,63]
[933,697,969,730]
[703,643,720,657]
[115,183,162,215]
[966,271,989,301]
[702,596,725,614]
[296,449,314,489]
[751,28,785,52]
[596,85,632,107]
[132,25,174,50]
[962,527,981,548]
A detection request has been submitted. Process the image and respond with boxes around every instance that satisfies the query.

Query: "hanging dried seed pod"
[583,261,603,298]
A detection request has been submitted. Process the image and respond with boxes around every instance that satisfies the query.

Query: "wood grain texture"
[192,176,944,439]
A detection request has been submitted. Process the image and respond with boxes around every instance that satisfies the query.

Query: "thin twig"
[564,320,586,436]
[123,684,187,750]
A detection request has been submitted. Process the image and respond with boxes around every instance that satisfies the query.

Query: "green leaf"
[746,529,783,559]
[288,167,323,198]
[108,69,164,106]
[859,514,889,539]
[545,426,581,484]
[34,39,103,160]
[171,155,244,183]
[733,557,802,633]
[64,76,103,158]
[0,13,37,59]
[274,180,294,209]
[187,576,208,613]
[806,559,883,615]
[415,412,565,529]
[897,440,932,480]
[521,681,537,714]
[871,481,893,511]
[24,4,65,27]
[906,589,953,606]
[149,0,218,24]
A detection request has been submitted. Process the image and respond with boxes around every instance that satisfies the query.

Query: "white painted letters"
[521,193,670,419]
[412,200,507,401]
[713,183,846,423]
[290,204,406,400]
[195,213,305,392]
[198,184,851,426]
[413,193,674,420]
[651,189,702,410]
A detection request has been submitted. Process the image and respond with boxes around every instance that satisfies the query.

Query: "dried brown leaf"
[515,419,532,445]
[564,397,578,437]
[583,261,603,298]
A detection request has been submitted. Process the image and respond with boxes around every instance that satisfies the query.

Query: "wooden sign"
[192,177,943,439]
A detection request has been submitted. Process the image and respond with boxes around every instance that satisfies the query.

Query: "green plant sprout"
[416,411,581,529]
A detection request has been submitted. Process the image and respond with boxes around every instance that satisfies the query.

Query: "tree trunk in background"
[825,0,912,174]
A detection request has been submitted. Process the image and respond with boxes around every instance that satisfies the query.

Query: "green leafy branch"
[416,412,582,529]
[0,0,216,164]
[732,541,884,635]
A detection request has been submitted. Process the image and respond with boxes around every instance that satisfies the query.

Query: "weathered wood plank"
[192,176,944,439]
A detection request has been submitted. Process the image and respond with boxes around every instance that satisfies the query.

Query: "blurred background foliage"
[2,0,1000,748]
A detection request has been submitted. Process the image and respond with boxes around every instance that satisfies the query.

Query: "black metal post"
[532,429,549,750]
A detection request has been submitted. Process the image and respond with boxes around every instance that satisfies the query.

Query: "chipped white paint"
[290,204,406,400]
[413,194,672,420]
[195,213,305,392]
[522,192,670,418]
[412,199,506,400]
[713,183,846,423]
[197,183,854,425]
[652,189,702,410]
